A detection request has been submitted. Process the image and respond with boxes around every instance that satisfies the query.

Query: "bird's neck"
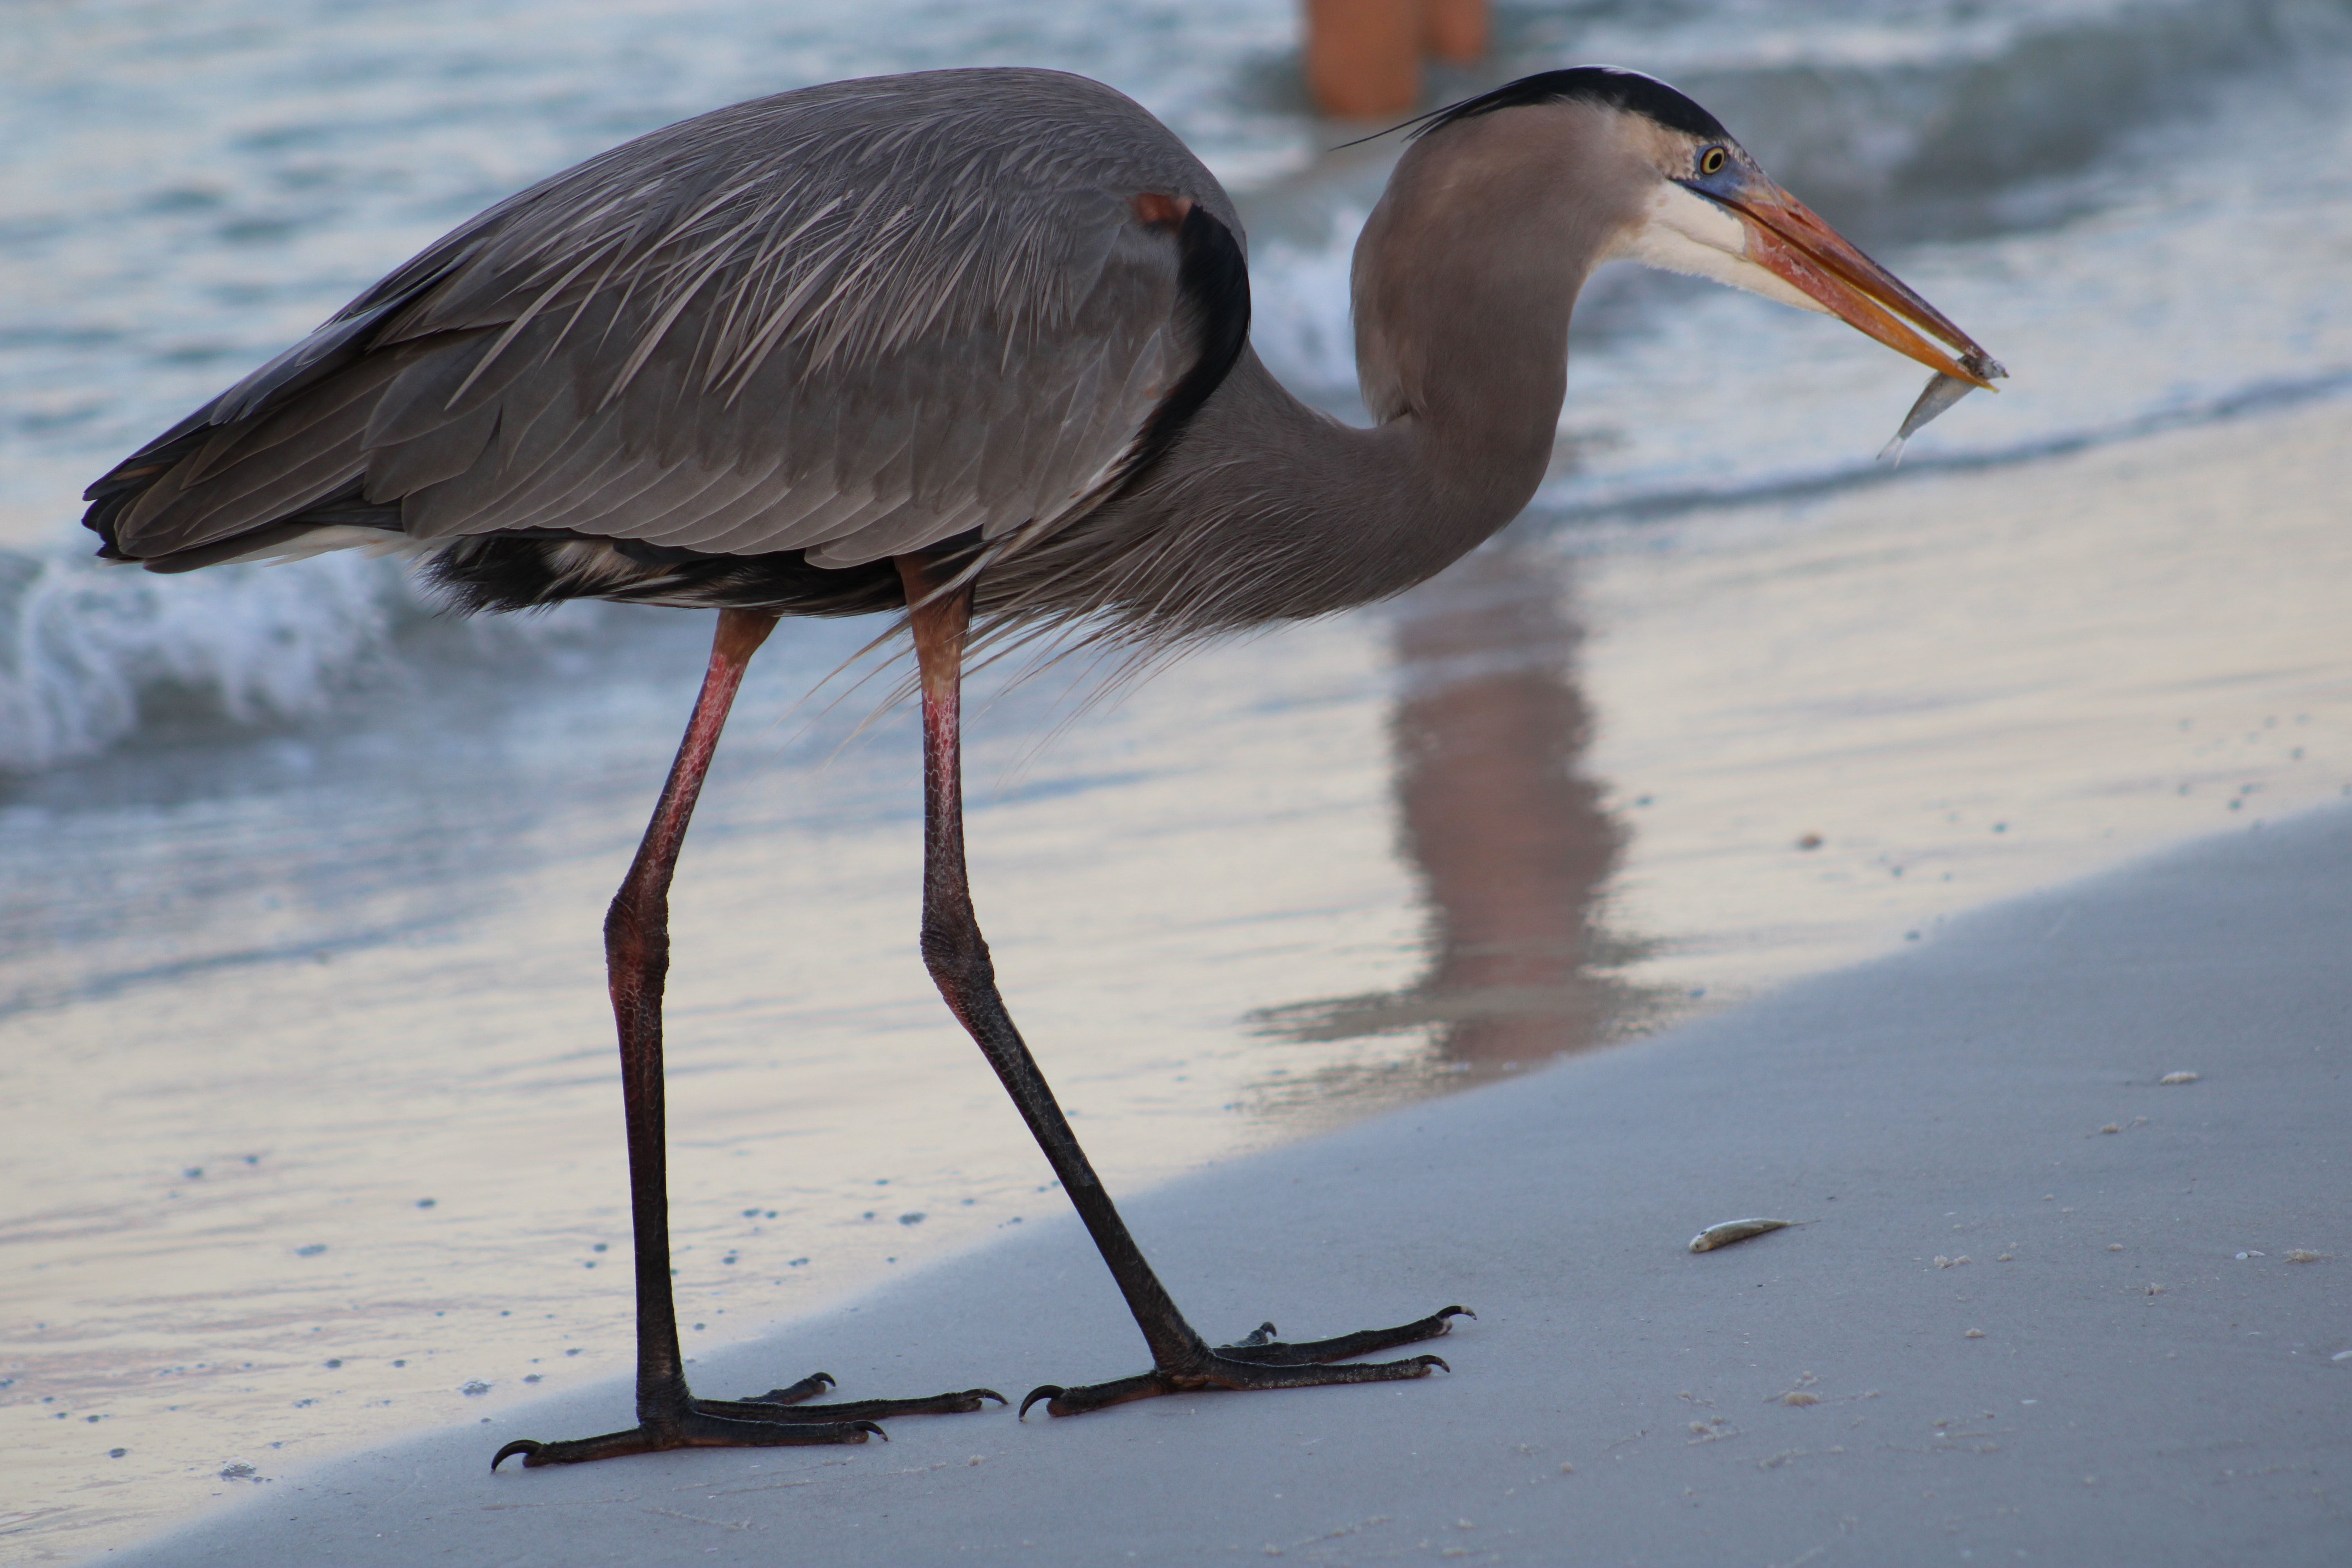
[1215,346,1561,609]
[978,122,1631,641]
[975,339,1559,641]
[1149,112,1634,625]
[1113,140,1621,622]
[1347,108,1638,554]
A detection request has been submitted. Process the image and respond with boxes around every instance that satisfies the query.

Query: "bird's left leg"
[894,557,1467,1420]
[494,608,1000,1470]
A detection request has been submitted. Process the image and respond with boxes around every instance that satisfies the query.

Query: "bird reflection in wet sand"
[1249,541,1663,1109]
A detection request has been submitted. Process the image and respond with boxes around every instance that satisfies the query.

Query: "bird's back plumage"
[85,69,1247,615]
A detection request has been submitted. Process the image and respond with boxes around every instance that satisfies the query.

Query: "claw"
[706,1386,1009,1422]
[853,1420,887,1441]
[740,1371,837,1404]
[1027,1302,1466,1416]
[491,1439,544,1472]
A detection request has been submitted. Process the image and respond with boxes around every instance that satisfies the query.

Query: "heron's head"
[1404,67,1997,388]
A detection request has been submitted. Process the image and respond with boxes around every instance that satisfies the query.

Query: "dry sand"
[107,802,2351,1566]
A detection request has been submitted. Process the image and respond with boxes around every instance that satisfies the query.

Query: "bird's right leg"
[894,558,1463,1421]
[494,608,999,1470]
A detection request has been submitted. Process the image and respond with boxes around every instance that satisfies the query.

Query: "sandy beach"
[7,4,2352,1561]
[102,797,2352,1566]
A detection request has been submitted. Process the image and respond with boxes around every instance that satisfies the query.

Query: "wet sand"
[102,786,2352,1567]
[4,392,2349,1560]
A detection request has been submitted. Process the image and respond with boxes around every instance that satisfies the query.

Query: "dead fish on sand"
[1879,352,2009,465]
[1688,1217,1797,1253]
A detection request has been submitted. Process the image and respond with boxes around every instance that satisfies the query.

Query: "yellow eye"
[1699,146,1728,176]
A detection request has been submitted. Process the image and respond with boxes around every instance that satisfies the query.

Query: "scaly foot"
[1018,1306,1471,1417]
[493,1372,1004,1468]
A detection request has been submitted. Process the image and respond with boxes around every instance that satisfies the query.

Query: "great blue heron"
[84,66,1998,1468]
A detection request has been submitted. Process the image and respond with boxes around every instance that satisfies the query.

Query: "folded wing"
[86,69,1242,577]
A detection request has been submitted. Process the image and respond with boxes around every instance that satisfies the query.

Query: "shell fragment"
[1688,1217,1796,1253]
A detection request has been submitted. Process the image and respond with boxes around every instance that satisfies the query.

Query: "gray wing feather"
[104,69,1238,569]
[121,352,412,534]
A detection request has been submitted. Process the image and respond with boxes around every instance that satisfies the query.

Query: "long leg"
[893,557,1468,1419]
[495,608,998,1470]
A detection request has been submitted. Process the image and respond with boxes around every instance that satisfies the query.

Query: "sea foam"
[0,545,432,773]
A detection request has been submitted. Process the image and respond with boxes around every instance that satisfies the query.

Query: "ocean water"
[5,0,2352,1558]
[7,0,2352,766]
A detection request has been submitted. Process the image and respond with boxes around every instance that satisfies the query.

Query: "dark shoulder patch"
[1110,203,1249,494]
[1410,67,1728,143]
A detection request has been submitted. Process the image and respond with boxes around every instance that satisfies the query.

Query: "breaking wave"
[0,534,624,774]
[0,547,481,773]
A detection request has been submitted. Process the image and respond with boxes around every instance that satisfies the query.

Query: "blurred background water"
[4,0,2351,1559]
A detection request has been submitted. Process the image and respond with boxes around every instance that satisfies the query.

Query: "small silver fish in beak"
[1880,352,2009,465]
[1638,132,2008,461]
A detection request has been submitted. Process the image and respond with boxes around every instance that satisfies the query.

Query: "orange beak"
[1710,180,2000,389]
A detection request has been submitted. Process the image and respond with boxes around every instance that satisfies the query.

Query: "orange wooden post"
[1304,1,1488,119]
[1423,0,1488,64]
[1303,0,1420,119]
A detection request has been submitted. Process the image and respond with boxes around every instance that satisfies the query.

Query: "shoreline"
[103,802,2352,1566]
